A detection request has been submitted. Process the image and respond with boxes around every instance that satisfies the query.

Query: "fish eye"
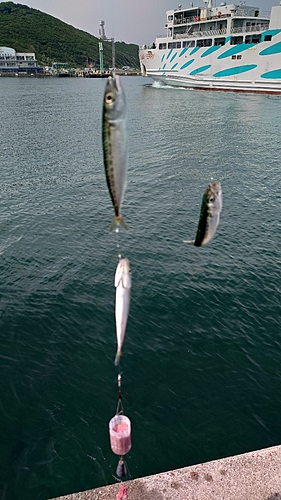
[210,196,215,202]
[105,92,114,104]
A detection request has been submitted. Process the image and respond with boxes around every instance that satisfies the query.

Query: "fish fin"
[110,216,128,231]
[114,350,122,366]
[183,240,195,244]
[115,265,123,287]
[122,274,132,289]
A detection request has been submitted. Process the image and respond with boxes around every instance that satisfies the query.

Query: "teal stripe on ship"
[260,41,281,56]
[162,63,166,70]
[167,49,173,59]
[213,64,257,77]
[217,43,255,59]
[190,64,211,75]
[225,36,231,43]
[180,59,194,70]
[261,68,281,79]
[171,63,178,70]
[190,47,200,55]
[161,54,165,63]
[201,46,221,58]
[170,52,178,63]
[261,30,281,42]
[179,48,188,57]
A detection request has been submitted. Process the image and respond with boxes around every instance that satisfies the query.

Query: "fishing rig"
[108,245,132,478]
[102,73,132,481]
[109,373,131,478]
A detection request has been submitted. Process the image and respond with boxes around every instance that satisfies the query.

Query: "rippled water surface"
[1,76,281,500]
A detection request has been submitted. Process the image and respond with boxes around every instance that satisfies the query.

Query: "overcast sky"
[7,0,278,45]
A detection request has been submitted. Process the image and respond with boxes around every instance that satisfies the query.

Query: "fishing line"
[115,226,120,251]
[116,372,124,415]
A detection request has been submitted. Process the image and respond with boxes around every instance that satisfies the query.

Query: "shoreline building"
[0,47,44,74]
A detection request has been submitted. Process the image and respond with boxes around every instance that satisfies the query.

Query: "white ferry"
[139,1,281,94]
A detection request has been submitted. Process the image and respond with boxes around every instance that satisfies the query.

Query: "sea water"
[0,76,281,500]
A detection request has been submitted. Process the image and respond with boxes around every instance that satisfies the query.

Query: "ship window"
[237,55,242,60]
[159,43,167,49]
[168,15,173,21]
[264,35,272,42]
[197,38,212,47]
[245,34,261,44]
[230,36,243,45]
[214,38,225,46]
[168,41,182,48]
[231,55,237,59]
[183,40,195,48]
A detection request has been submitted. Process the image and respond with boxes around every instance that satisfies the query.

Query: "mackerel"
[184,181,222,246]
[102,74,128,230]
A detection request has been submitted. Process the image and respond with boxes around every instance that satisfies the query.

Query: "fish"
[114,257,131,366]
[102,74,128,230]
[184,181,222,247]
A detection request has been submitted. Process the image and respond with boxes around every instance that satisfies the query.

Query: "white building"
[0,47,44,74]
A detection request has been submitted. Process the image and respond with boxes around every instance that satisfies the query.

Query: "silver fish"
[114,257,131,366]
[102,74,128,230]
[184,181,222,247]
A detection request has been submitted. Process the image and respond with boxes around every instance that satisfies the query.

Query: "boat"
[139,1,281,94]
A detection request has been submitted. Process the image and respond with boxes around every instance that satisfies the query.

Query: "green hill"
[0,2,139,68]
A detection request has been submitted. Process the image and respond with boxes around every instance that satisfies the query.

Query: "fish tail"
[114,350,122,366]
[183,240,194,245]
[110,216,128,231]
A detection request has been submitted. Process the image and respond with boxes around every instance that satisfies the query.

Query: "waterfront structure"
[139,1,281,94]
[99,20,107,40]
[0,46,43,75]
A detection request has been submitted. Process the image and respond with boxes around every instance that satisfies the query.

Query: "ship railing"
[173,13,230,25]
[175,28,227,39]
[259,10,270,18]
[235,7,269,18]
[230,23,269,34]
[174,15,200,25]
[140,43,158,49]
[173,10,270,27]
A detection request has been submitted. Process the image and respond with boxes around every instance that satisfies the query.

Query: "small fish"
[114,257,131,365]
[102,74,128,230]
[184,181,222,246]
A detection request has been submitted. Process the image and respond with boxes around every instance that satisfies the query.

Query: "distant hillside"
[0,2,139,68]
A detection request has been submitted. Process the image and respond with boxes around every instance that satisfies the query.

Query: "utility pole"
[98,42,104,73]
[111,38,115,71]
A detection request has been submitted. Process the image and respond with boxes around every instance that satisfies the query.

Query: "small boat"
[85,71,110,78]
[139,1,281,94]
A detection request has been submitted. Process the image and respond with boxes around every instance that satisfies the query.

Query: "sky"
[5,0,278,46]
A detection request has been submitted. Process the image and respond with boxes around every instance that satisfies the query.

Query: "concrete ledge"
[51,444,281,500]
